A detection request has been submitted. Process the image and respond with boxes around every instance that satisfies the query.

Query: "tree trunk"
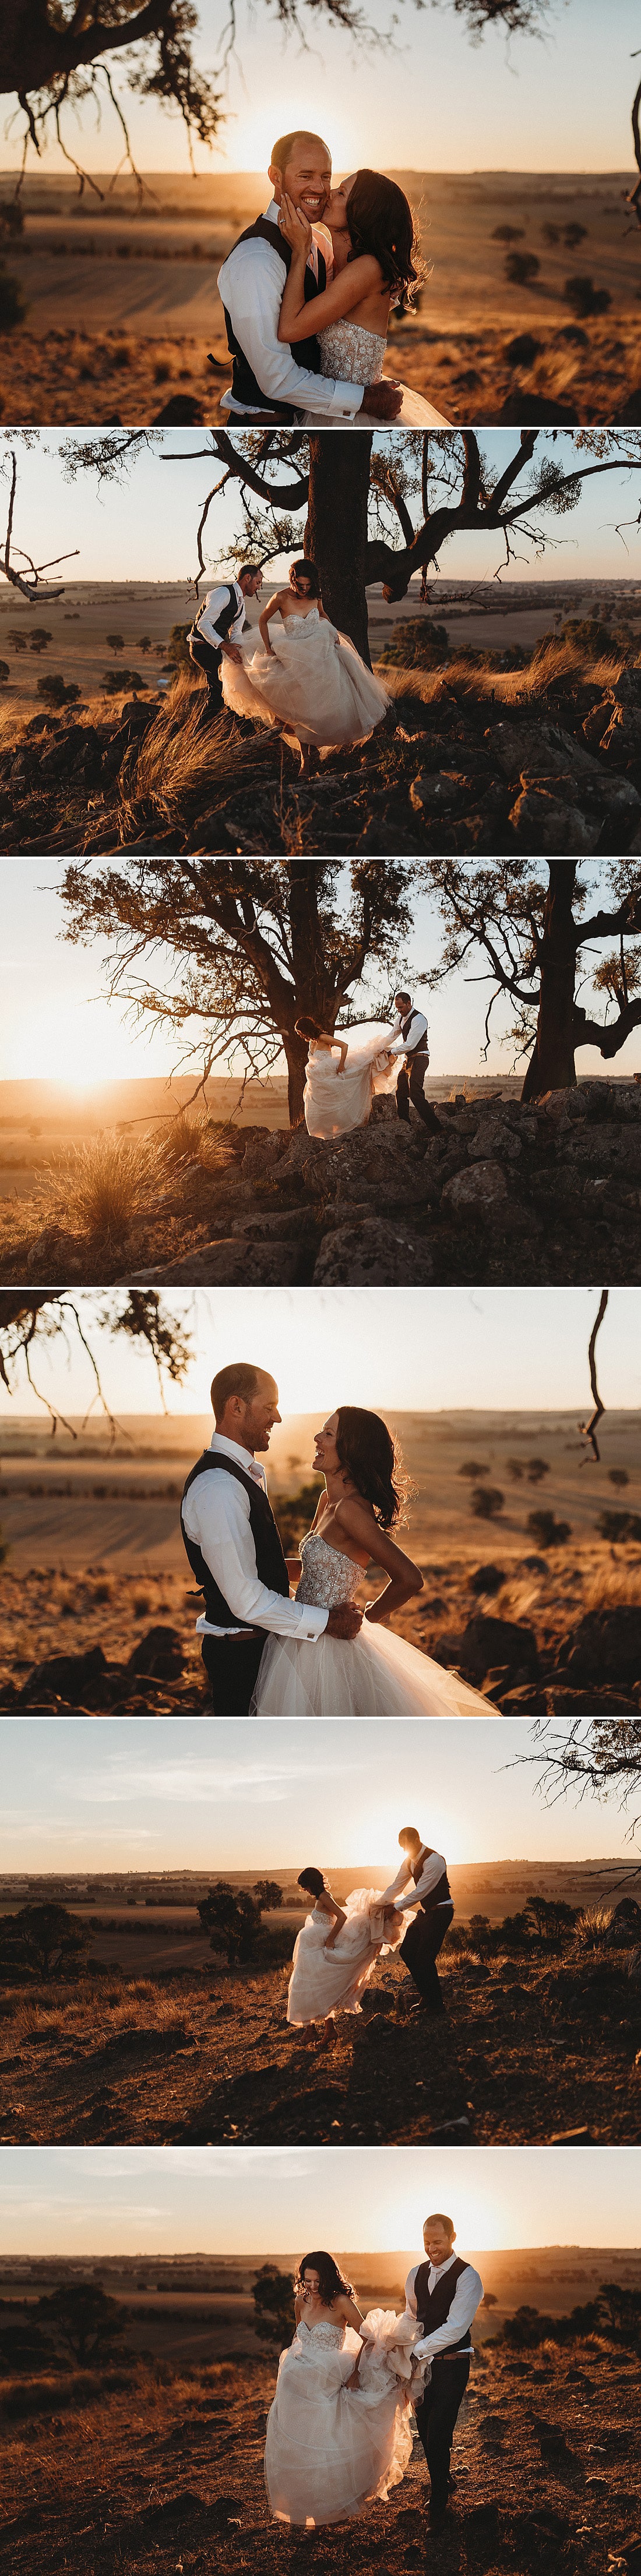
[305,434,374,661]
[282,1031,308,1126]
[520,863,579,1101]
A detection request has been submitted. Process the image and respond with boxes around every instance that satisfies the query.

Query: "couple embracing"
[265,2214,482,2535]
[180,1362,488,1715]
[217,128,450,425]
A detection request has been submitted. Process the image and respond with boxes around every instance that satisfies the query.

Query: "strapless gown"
[304,1025,397,1138]
[287,1887,413,2026]
[264,2311,417,2527]
[220,603,390,748]
[302,317,450,427]
[251,1528,494,1716]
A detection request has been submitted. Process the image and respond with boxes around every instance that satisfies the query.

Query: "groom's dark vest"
[220,218,327,421]
[400,1009,428,1056]
[180,1451,290,1632]
[411,1845,452,1916]
[413,2257,473,2356]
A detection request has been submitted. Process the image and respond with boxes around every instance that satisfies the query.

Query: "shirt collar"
[210,1432,266,1485]
[428,2254,456,2280]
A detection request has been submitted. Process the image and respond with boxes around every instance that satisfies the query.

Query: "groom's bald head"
[269,132,332,224]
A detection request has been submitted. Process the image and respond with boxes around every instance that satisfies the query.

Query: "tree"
[252,2263,295,2345]
[37,673,81,705]
[470,1485,504,1519]
[425,861,641,1102]
[29,626,52,653]
[34,2283,128,2368]
[0,660,9,684]
[61,427,641,668]
[198,1881,263,1965]
[252,1880,284,1911]
[106,633,125,656]
[0,1289,192,1431]
[517,1720,641,1841]
[56,861,414,1125]
[524,1892,577,1942]
[526,1509,571,1548]
[0,1902,89,1980]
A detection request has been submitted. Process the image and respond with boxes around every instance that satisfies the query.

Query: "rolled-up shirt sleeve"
[413,2265,484,2361]
[182,1474,327,1640]
[217,240,361,420]
[380,1853,446,1914]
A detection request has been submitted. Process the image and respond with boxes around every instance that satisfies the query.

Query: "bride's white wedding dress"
[251,1528,492,1716]
[303,317,450,428]
[220,604,390,748]
[287,1884,413,2025]
[304,1023,397,1138]
[265,2308,418,2526]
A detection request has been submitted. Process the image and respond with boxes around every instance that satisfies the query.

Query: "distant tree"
[597,2283,641,2356]
[526,1509,572,1548]
[506,1459,525,1481]
[29,628,52,654]
[563,222,588,250]
[7,628,27,651]
[252,2264,295,2345]
[198,1881,263,1965]
[0,1902,89,1981]
[541,223,559,245]
[608,1469,630,1491]
[470,1485,505,1520]
[492,224,525,243]
[459,1460,491,1481]
[525,1457,550,1485]
[505,252,540,286]
[0,660,8,685]
[525,1892,577,1942]
[37,674,81,707]
[35,2283,128,2368]
[106,634,125,656]
[596,1508,641,1544]
[163,622,192,676]
[101,667,145,695]
[138,635,153,653]
[0,266,27,329]
[378,615,449,671]
[564,275,611,319]
[252,1880,284,1912]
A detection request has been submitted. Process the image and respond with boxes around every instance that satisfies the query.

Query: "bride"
[276,168,451,428]
[286,1867,412,2040]
[295,1013,397,1137]
[220,556,390,776]
[264,2249,418,2527]
[251,1406,491,1717]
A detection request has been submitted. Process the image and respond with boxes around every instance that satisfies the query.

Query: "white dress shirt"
[193,583,246,652]
[381,1846,448,1916]
[217,201,361,422]
[404,2253,483,2361]
[182,1433,328,1641]
[390,1009,429,1056]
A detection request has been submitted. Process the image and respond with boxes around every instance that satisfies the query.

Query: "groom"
[391,990,441,1135]
[216,129,403,424]
[404,2213,483,2535]
[180,1361,362,1712]
[382,1824,454,2015]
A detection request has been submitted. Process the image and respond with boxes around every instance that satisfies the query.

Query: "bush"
[378,616,449,672]
[597,1508,641,1544]
[505,251,540,286]
[564,274,611,319]
[525,1893,577,1943]
[37,674,81,707]
[100,667,144,695]
[526,1509,571,1548]
[51,1130,164,1243]
[470,1485,504,1520]
[164,621,193,675]
[0,265,28,328]
[574,1903,615,1949]
[252,2264,295,2344]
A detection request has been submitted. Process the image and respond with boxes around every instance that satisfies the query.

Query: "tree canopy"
[423,860,641,1099]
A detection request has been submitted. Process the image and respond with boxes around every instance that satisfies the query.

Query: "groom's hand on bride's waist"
[326,1604,363,1640]
[361,383,403,419]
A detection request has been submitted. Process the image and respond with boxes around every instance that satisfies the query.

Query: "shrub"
[100,666,144,695]
[525,1892,577,1943]
[564,274,611,319]
[526,1509,572,1548]
[378,616,449,672]
[51,1130,164,1243]
[0,266,28,328]
[470,1486,504,1520]
[574,1903,615,1949]
[252,2264,295,2344]
[160,1106,209,1165]
[505,251,540,286]
[597,1508,641,1544]
[37,674,80,707]
[164,621,193,675]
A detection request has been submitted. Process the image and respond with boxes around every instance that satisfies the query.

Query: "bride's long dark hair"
[334,1404,405,1530]
[345,171,422,310]
[295,2251,354,2306]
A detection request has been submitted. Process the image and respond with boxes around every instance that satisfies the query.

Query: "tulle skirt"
[302,387,450,427]
[304,1028,397,1138]
[221,612,390,748]
[252,1617,492,1716]
[287,1886,411,2026]
[265,2311,416,2527]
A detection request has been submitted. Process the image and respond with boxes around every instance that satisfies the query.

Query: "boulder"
[410,770,478,819]
[469,1563,506,1596]
[126,1626,185,1679]
[314,1218,434,1285]
[129,1239,300,1285]
[434,1614,539,1685]
[509,787,601,853]
[468,1119,522,1164]
[17,1645,110,1708]
[442,1160,509,1219]
[559,1605,641,1687]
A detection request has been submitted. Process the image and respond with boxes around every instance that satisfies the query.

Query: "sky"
[1,1715,635,1871]
[0,0,635,176]
[1,1285,640,1419]
[1,859,640,1090]
[0,2143,638,2255]
[3,430,641,592]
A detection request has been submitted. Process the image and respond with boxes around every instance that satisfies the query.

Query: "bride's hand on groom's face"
[279,192,313,256]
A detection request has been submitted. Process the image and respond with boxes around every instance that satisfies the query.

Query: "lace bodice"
[296,1528,361,1607]
[319,321,386,384]
[298,2318,344,2349]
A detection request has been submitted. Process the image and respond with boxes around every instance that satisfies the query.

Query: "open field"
[1,2249,640,2576]
[1,1864,640,2144]
[1,170,640,423]
[1,1410,641,1709]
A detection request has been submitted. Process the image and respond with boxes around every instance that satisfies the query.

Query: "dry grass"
[43,1131,168,1245]
[379,638,626,708]
[573,1905,616,1948]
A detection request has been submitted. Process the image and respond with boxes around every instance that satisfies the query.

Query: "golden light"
[6,999,151,1088]
[226,104,360,177]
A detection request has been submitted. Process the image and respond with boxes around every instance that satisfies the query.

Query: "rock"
[442,1160,509,1218]
[509,785,601,852]
[231,1212,309,1240]
[467,1119,522,1163]
[128,1239,300,1284]
[504,332,542,366]
[410,770,473,818]
[469,1563,506,1596]
[583,699,613,751]
[434,1614,539,1685]
[560,1605,641,1686]
[428,2115,472,2141]
[314,1218,434,1285]
[17,1645,110,1707]
[126,1626,185,1679]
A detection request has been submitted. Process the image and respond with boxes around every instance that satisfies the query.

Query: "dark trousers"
[200,1632,264,1714]
[396,1054,439,1133]
[189,632,225,717]
[415,2355,470,2519]
[399,1900,454,2011]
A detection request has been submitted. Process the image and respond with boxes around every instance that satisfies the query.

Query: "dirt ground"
[1,1920,640,2145]
[2,169,641,424]
[1,2328,639,2576]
